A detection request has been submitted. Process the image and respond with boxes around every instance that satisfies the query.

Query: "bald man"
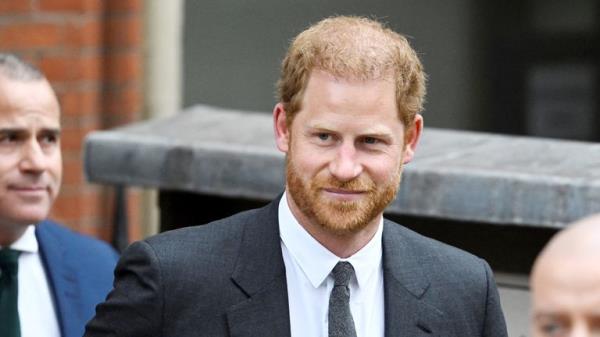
[530,214,600,337]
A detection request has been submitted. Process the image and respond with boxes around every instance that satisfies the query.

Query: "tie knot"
[0,249,20,277]
[331,261,354,287]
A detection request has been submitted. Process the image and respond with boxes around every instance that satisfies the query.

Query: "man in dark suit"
[0,54,118,337]
[85,16,508,336]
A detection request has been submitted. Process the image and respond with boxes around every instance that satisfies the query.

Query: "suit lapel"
[36,221,82,337]
[382,221,447,337]
[227,199,291,337]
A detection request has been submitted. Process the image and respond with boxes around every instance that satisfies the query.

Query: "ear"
[273,103,290,153]
[402,114,423,164]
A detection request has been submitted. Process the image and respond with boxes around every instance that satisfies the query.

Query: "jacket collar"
[227,198,291,337]
[36,221,82,337]
[382,220,449,336]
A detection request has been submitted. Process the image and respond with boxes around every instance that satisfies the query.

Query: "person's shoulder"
[128,206,272,280]
[140,205,272,264]
[37,219,118,261]
[147,206,264,245]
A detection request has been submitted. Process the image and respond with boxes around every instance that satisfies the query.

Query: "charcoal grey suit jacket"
[85,197,508,337]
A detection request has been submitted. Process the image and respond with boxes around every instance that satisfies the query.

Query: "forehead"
[299,70,400,126]
[533,257,600,315]
[0,77,60,127]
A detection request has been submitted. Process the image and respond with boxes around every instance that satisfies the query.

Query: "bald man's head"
[530,214,600,337]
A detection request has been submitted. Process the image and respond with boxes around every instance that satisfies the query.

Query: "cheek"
[53,150,62,166]
[49,154,63,184]
[289,143,331,175]
[0,158,20,181]
[366,155,402,182]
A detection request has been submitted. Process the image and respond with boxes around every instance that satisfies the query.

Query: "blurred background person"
[530,213,600,337]
[0,54,117,337]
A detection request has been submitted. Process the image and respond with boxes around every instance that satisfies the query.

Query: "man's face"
[0,76,62,243]
[274,70,421,235]
[531,256,600,337]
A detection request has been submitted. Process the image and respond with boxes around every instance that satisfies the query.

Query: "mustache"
[315,176,376,191]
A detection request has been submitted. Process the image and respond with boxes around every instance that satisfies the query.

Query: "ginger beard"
[286,146,403,235]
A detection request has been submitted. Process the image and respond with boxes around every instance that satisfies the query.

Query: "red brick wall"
[0,0,143,243]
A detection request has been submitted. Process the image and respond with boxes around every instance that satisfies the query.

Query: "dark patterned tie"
[0,249,21,337]
[328,261,357,337]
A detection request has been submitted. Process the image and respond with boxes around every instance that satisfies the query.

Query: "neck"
[285,193,381,258]
[0,222,28,247]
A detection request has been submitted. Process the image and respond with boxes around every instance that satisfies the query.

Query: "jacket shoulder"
[141,206,268,273]
[383,219,493,290]
[383,220,505,335]
[145,206,262,248]
[37,220,119,262]
[385,219,483,263]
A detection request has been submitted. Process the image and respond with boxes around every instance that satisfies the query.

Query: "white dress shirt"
[279,192,385,337]
[2,225,61,337]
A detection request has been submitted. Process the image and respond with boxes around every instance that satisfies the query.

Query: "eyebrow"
[533,312,567,320]
[0,128,61,135]
[308,123,394,135]
[40,128,61,135]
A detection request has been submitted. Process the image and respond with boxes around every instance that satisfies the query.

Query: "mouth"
[322,188,367,201]
[8,185,48,196]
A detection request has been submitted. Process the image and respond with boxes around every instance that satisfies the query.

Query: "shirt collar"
[279,191,383,289]
[3,225,39,253]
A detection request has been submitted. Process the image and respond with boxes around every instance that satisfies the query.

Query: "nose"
[328,141,363,181]
[570,320,590,337]
[18,139,47,173]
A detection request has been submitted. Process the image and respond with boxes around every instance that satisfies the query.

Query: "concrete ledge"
[84,104,600,228]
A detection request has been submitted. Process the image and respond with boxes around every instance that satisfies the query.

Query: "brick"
[57,88,101,117]
[0,23,62,49]
[105,51,141,83]
[63,218,106,237]
[39,54,102,82]
[39,0,103,13]
[104,86,141,118]
[76,223,103,239]
[51,188,103,220]
[61,157,85,185]
[64,17,102,48]
[101,112,140,129]
[0,0,32,14]
[105,15,141,47]
[61,124,97,152]
[78,54,103,81]
[51,185,138,244]
[105,0,141,13]
[39,56,70,82]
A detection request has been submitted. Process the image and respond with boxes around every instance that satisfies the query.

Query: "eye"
[538,320,569,336]
[40,134,58,144]
[363,136,379,145]
[317,132,331,141]
[0,132,20,144]
[39,131,60,147]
